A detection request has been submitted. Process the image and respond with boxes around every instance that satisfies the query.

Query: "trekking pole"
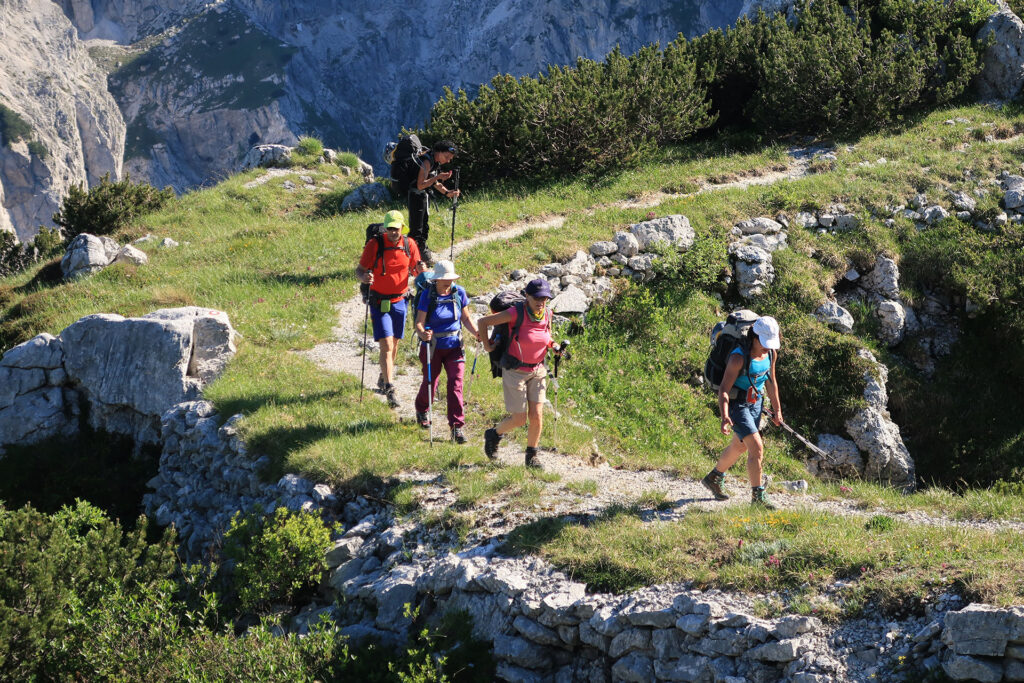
[448,168,460,261]
[359,300,369,403]
[465,339,481,396]
[552,340,569,450]
[425,333,436,448]
[763,408,836,462]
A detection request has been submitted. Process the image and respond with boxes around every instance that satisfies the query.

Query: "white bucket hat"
[752,316,781,350]
[431,259,461,281]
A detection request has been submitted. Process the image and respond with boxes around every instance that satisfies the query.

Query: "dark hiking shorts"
[729,394,763,441]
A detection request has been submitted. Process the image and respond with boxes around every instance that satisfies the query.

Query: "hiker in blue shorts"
[702,316,784,509]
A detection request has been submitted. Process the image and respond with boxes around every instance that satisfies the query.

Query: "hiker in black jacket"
[409,140,460,262]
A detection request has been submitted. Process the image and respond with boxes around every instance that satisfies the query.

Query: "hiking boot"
[483,427,502,459]
[384,384,400,408]
[751,486,777,510]
[701,469,730,501]
[524,446,540,468]
[376,373,386,393]
[451,426,467,444]
[420,246,434,265]
[416,411,430,428]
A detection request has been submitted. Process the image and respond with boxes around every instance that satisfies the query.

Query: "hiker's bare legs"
[526,400,543,448]
[379,337,398,384]
[714,434,747,473]
[743,431,765,487]
[497,412,527,434]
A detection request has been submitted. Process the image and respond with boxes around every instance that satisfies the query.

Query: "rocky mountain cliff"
[0,0,124,242]
[1,0,788,240]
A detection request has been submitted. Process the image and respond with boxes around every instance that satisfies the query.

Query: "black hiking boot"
[416,411,430,428]
[701,469,730,501]
[751,486,777,510]
[451,426,467,444]
[524,446,540,468]
[483,427,502,459]
[384,384,400,409]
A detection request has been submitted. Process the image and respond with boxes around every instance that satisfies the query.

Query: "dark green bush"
[0,500,177,680]
[221,506,332,614]
[0,227,65,278]
[748,0,984,135]
[419,44,714,185]
[52,172,174,238]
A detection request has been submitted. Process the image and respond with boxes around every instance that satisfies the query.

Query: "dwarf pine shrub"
[52,172,174,239]
[221,506,332,614]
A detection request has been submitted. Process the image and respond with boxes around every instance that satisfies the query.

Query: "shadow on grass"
[254,270,351,288]
[499,505,658,593]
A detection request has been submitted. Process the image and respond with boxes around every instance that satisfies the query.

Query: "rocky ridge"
[0,0,124,242]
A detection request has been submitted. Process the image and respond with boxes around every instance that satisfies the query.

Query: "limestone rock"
[630,215,695,251]
[0,0,124,242]
[975,5,1024,101]
[844,407,915,489]
[876,299,907,346]
[341,182,391,211]
[564,250,596,278]
[943,603,1024,657]
[810,434,865,479]
[550,285,589,315]
[612,652,654,682]
[942,653,1003,682]
[113,244,149,266]
[0,333,63,369]
[614,231,640,258]
[61,234,120,280]
[590,241,618,257]
[241,144,292,170]
[735,216,783,235]
[142,307,239,384]
[731,245,774,299]
[814,301,854,334]
[862,255,901,300]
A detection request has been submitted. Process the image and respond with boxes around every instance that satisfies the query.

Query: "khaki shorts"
[501,364,547,414]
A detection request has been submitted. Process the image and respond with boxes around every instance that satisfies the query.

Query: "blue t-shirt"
[417,284,468,350]
[731,346,771,393]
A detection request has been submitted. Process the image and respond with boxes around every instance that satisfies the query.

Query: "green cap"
[383,210,409,235]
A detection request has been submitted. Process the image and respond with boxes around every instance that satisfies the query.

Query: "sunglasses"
[385,226,401,231]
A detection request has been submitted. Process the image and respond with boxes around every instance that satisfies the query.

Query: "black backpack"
[360,223,412,303]
[703,309,760,398]
[389,135,427,197]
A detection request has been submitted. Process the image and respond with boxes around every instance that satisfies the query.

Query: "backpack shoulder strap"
[374,235,386,274]
[402,236,411,258]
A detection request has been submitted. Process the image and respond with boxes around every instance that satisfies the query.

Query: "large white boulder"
[630,215,695,251]
[241,144,292,170]
[61,233,120,280]
[975,5,1024,101]
[731,245,774,299]
[862,255,901,300]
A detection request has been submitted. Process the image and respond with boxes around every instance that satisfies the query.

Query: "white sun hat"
[753,316,781,349]
[431,259,461,281]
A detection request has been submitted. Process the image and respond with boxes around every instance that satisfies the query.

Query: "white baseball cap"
[753,316,781,349]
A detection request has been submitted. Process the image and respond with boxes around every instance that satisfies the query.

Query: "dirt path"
[297,150,1024,536]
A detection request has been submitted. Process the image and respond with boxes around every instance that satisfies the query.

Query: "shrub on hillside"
[419,44,715,185]
[748,0,985,134]
[52,172,174,239]
[0,501,176,680]
[221,506,332,614]
[296,135,324,157]
[0,227,64,278]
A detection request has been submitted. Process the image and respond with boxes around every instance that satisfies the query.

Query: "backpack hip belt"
[433,330,461,340]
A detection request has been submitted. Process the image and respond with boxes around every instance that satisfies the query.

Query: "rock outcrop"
[0,0,124,242]
[976,1,1024,101]
[0,307,238,449]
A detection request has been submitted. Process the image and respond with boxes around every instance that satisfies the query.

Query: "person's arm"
[415,309,431,342]
[477,309,514,352]
[765,350,782,426]
[718,354,744,434]
[355,264,373,285]
[415,157,455,195]
[459,293,479,340]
